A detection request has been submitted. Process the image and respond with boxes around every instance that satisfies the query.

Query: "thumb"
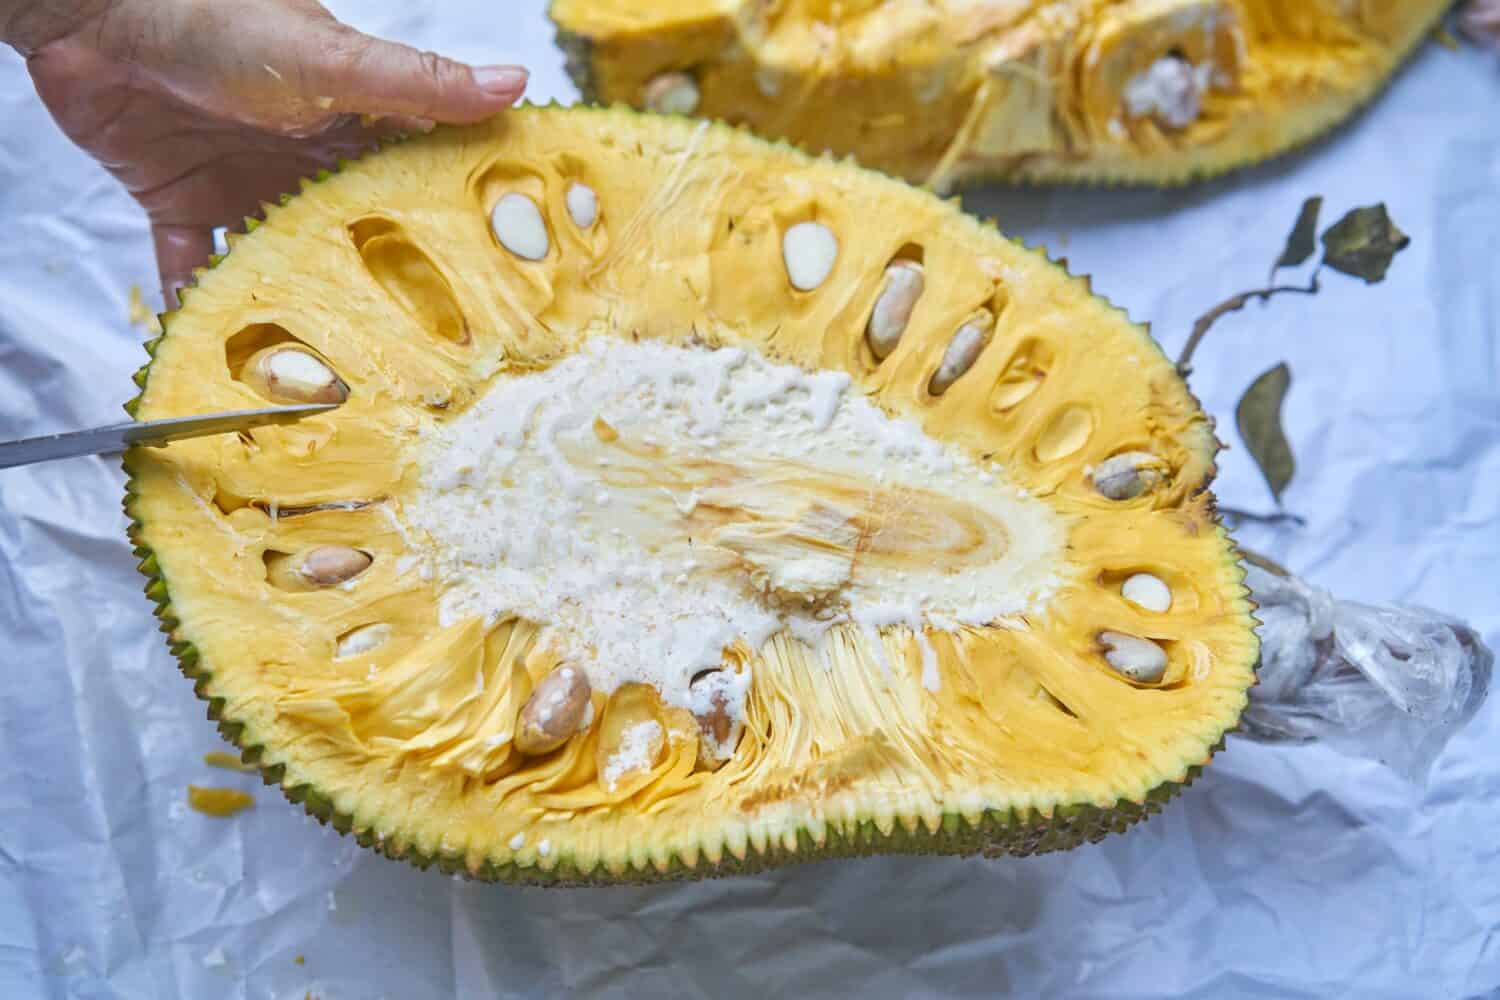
[303,23,528,125]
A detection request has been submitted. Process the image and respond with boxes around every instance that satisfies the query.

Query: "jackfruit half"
[551,0,1451,189]
[124,107,1257,883]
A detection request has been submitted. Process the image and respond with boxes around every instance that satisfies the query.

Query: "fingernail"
[474,65,528,96]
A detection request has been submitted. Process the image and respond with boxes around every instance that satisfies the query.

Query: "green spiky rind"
[548,1,1450,191]
[555,25,600,105]
[124,105,1257,885]
[319,762,1211,887]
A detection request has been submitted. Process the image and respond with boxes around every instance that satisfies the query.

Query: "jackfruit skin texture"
[122,106,1257,885]
[550,0,1452,190]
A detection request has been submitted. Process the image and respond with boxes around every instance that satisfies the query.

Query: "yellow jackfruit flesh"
[125,107,1257,883]
[550,0,1450,189]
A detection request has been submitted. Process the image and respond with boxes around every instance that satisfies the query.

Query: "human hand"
[1461,0,1500,49]
[6,0,527,306]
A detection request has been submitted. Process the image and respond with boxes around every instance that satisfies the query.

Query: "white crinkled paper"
[2,3,1499,997]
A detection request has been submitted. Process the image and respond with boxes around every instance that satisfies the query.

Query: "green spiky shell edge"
[120,103,1259,886]
[550,2,1452,191]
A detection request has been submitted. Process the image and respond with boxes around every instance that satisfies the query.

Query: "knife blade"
[0,404,339,470]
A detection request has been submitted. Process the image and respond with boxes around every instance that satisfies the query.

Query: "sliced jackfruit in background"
[551,0,1451,189]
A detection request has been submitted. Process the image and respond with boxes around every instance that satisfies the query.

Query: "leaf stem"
[1176,271,1320,375]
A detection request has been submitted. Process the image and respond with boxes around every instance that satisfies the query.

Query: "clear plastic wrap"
[1241,564,1494,784]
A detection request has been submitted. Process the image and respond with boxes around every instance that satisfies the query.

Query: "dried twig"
[1176,272,1320,375]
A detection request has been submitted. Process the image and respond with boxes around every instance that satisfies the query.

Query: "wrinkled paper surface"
[2,3,1498,997]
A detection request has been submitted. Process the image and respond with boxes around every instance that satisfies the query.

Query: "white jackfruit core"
[398,337,1068,709]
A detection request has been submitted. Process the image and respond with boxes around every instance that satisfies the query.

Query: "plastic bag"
[1239,564,1493,784]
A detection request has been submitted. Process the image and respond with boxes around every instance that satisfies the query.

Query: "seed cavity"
[252,498,379,519]
[643,71,700,115]
[1034,404,1094,462]
[242,346,348,406]
[1097,631,1168,683]
[514,664,591,756]
[566,183,598,229]
[348,218,469,343]
[991,339,1052,410]
[866,261,925,360]
[782,221,839,292]
[1091,451,1166,501]
[335,622,392,660]
[689,669,744,771]
[1124,53,1210,130]
[1121,573,1173,613]
[266,546,373,591]
[490,192,550,261]
[929,310,993,396]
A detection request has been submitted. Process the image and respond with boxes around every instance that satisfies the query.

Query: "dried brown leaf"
[1275,197,1323,271]
[1236,362,1295,504]
[1321,204,1410,284]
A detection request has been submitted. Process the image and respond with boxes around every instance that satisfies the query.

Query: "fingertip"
[161,266,198,310]
[152,226,215,310]
[473,65,529,101]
